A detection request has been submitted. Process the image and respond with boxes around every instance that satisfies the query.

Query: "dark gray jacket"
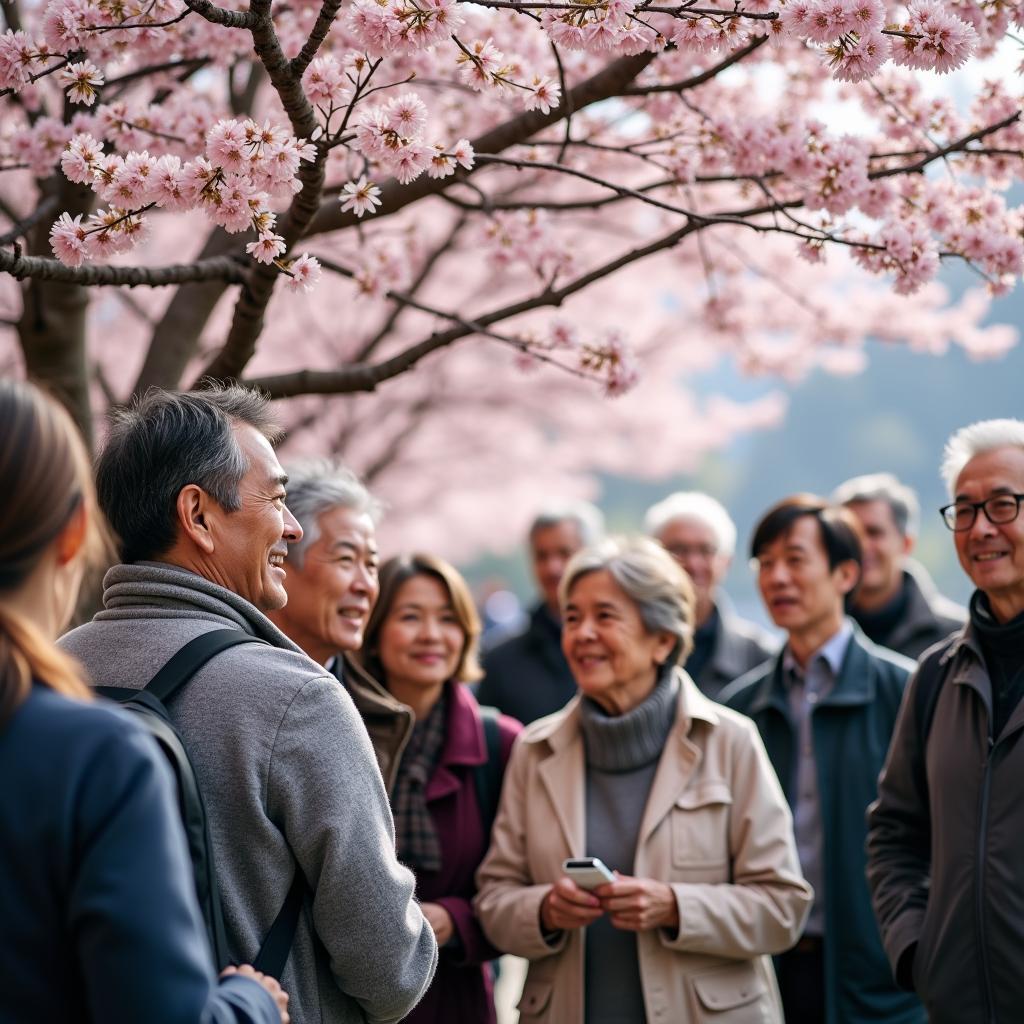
[60,563,437,1024]
[691,600,777,701]
[852,564,965,662]
[477,603,576,725]
[867,620,1024,1024]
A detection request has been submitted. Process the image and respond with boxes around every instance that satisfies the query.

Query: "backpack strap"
[253,870,307,977]
[473,705,504,837]
[146,629,265,703]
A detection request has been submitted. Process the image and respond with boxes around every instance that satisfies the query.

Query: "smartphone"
[562,857,616,890]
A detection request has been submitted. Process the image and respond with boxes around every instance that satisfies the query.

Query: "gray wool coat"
[60,562,437,1024]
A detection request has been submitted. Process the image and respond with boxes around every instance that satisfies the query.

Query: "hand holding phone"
[562,857,616,891]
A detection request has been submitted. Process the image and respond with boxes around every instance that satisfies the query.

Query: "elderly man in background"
[869,420,1024,1024]
[644,491,775,700]
[266,459,415,795]
[833,473,964,659]
[61,387,436,1024]
[477,501,604,725]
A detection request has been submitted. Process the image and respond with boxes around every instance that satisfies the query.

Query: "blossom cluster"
[515,321,641,396]
[348,90,473,189]
[50,118,321,291]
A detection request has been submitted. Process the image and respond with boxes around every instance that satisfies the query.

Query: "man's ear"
[176,485,215,555]
[834,558,860,597]
[54,500,88,567]
[903,533,915,558]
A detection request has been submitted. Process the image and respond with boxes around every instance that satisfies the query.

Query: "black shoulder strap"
[473,705,504,837]
[146,629,264,703]
[253,870,306,977]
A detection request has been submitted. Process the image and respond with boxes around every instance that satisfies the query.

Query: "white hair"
[832,472,920,538]
[643,491,737,558]
[941,419,1024,496]
[283,458,383,569]
[529,501,605,547]
[560,535,696,666]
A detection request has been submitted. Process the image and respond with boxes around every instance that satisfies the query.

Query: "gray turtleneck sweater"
[579,671,679,1024]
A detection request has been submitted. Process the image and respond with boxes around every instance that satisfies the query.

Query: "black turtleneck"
[970,591,1024,739]
[853,576,910,648]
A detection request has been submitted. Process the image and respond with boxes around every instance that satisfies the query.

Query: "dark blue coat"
[0,685,279,1024]
[721,629,925,1024]
[477,604,576,725]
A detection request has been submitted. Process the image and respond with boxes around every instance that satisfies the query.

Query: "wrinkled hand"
[421,901,455,946]
[594,873,679,933]
[221,964,290,1024]
[540,875,605,933]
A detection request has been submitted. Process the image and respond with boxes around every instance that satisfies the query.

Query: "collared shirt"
[783,619,854,937]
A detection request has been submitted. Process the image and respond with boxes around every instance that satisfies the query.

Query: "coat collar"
[424,683,489,802]
[530,669,719,854]
[746,622,878,716]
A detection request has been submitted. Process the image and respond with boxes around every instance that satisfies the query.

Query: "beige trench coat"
[474,671,811,1024]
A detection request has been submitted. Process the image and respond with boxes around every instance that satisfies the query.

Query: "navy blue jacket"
[478,604,576,725]
[721,629,925,1024]
[0,685,279,1024]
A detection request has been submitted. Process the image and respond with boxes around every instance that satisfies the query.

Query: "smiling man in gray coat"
[60,385,436,1024]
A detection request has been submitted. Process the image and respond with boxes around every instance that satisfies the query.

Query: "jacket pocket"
[691,961,770,1022]
[517,980,553,1019]
[672,781,733,871]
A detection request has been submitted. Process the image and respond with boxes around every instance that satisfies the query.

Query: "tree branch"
[621,33,768,94]
[290,0,345,77]
[0,196,59,246]
[242,219,697,398]
[181,0,255,29]
[0,248,247,286]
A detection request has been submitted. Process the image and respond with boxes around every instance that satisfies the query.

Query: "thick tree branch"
[181,0,255,29]
[197,0,326,384]
[290,0,345,77]
[0,248,247,285]
[621,33,768,94]
[242,219,697,398]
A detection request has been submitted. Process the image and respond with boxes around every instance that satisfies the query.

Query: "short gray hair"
[941,419,1024,496]
[529,501,605,547]
[559,535,696,666]
[283,458,382,569]
[96,383,280,563]
[643,491,737,558]
[832,472,920,538]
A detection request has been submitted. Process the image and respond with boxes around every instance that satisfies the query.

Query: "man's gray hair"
[529,501,605,546]
[643,491,737,559]
[832,472,920,538]
[941,419,1024,496]
[284,458,382,569]
[96,383,280,564]
[559,535,696,666]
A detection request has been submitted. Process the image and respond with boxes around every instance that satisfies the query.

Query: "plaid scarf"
[392,691,448,873]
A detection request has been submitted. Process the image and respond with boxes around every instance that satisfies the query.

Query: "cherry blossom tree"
[0,0,1021,554]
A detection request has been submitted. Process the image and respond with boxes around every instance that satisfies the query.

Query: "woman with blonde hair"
[0,379,287,1024]
[354,552,522,1024]
[475,536,811,1023]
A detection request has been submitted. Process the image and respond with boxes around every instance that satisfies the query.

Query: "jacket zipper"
[977,735,996,1024]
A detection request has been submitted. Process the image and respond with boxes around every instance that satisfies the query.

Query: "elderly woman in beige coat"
[474,536,811,1024]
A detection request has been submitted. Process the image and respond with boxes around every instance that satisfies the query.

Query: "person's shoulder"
[717,657,774,711]
[517,699,577,747]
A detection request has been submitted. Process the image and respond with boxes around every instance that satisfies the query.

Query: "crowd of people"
[2,376,1023,1024]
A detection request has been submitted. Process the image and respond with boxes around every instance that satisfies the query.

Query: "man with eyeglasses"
[644,491,775,700]
[868,419,1024,1024]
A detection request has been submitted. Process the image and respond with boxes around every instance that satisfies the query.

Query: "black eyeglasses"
[940,493,1024,532]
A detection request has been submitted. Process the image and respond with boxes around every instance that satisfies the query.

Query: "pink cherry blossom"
[284,253,322,293]
[56,60,104,106]
[246,232,287,264]
[340,175,383,217]
[49,212,89,266]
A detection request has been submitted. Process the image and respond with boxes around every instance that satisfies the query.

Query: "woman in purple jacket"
[357,553,522,1024]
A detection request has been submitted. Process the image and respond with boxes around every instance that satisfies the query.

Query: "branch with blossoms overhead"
[0,0,1022,436]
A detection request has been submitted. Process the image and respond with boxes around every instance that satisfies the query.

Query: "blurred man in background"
[833,473,964,659]
[645,491,774,699]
